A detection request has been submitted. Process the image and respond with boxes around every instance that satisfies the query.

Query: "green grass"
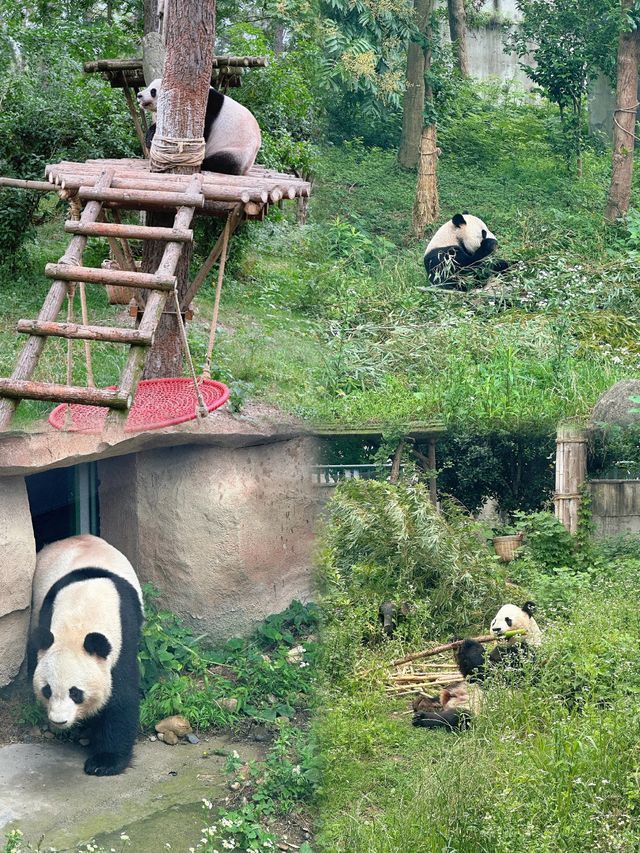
[2,84,640,430]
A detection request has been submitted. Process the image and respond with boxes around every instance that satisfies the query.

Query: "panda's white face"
[33,646,111,728]
[457,214,496,255]
[137,78,162,112]
[490,604,531,639]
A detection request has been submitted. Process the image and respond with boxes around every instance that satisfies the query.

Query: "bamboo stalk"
[390,628,527,667]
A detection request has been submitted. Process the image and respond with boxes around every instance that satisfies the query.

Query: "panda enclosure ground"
[2,84,640,434]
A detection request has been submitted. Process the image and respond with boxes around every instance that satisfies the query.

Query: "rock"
[78,738,90,747]
[590,380,640,428]
[155,715,192,737]
[157,732,165,742]
[229,781,241,791]
[286,645,305,663]
[28,727,41,738]
[149,735,157,742]
[186,733,199,744]
[219,697,238,713]
[43,731,54,739]
[251,726,269,743]
[163,731,179,746]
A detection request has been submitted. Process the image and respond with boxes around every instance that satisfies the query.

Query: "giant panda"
[137,78,261,176]
[423,213,510,288]
[411,602,541,730]
[28,535,144,776]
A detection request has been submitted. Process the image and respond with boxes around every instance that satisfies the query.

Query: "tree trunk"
[141,0,216,379]
[398,0,435,168]
[412,124,440,237]
[447,0,469,76]
[605,2,640,222]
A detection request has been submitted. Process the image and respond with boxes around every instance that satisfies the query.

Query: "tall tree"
[605,0,640,221]
[142,0,216,378]
[398,0,434,168]
[447,0,469,75]
[411,0,439,236]
[509,0,619,177]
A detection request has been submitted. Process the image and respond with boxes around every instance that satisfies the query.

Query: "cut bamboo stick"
[390,628,527,667]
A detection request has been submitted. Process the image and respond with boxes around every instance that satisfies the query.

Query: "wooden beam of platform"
[77,187,205,208]
[0,379,130,409]
[64,220,193,242]
[44,263,176,291]
[16,320,153,346]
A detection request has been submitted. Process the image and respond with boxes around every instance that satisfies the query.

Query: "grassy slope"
[315,560,640,853]
[2,87,639,431]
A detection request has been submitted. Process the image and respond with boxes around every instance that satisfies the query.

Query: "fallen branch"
[391,628,527,667]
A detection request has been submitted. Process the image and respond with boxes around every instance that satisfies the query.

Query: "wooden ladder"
[0,169,204,430]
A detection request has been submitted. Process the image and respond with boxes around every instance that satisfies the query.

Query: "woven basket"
[493,533,524,562]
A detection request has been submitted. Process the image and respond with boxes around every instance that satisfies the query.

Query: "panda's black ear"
[84,632,112,659]
[462,210,469,215]
[521,601,536,617]
[31,627,54,651]
[452,213,466,228]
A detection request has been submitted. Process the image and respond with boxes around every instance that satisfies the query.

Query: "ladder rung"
[64,220,194,242]
[44,263,176,291]
[77,186,205,208]
[0,379,130,408]
[16,320,153,346]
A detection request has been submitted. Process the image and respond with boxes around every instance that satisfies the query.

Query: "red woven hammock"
[48,377,230,434]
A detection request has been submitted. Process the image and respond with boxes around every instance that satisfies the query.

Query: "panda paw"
[84,751,128,776]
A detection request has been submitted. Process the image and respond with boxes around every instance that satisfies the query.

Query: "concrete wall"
[589,480,640,537]
[98,437,319,640]
[0,477,36,686]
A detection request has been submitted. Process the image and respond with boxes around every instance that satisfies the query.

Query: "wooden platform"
[83,56,268,91]
[45,158,312,219]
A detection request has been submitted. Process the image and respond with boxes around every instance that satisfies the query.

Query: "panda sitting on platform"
[412,602,541,731]
[423,212,511,289]
[137,78,261,176]
[28,535,144,776]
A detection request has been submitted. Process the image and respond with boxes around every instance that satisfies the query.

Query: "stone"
[43,731,54,740]
[0,477,36,687]
[78,738,90,747]
[286,645,305,663]
[157,732,165,742]
[28,727,41,738]
[590,380,640,428]
[219,698,238,713]
[149,735,157,742]
[186,733,199,744]
[155,715,192,737]
[98,437,318,641]
[162,731,179,746]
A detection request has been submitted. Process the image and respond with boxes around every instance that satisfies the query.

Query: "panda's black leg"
[201,151,243,175]
[84,696,139,776]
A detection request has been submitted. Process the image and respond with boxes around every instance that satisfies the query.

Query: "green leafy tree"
[508,0,621,175]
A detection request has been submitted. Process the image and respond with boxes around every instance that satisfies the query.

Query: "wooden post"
[554,423,587,534]
[428,436,437,507]
[412,125,440,237]
[141,0,216,379]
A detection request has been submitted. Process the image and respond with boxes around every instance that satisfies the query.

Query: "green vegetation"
[315,479,640,852]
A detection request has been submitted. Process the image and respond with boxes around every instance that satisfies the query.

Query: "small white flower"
[221,817,234,829]
[120,835,130,843]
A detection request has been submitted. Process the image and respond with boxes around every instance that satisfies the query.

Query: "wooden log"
[0,169,114,429]
[0,379,130,409]
[16,320,153,346]
[77,187,205,208]
[181,204,243,308]
[390,628,527,667]
[554,423,587,535]
[45,263,176,290]
[64,220,194,242]
[0,177,59,192]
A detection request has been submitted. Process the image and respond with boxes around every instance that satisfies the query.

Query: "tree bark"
[447,0,469,76]
[141,0,216,379]
[605,2,640,222]
[398,0,435,169]
[412,125,439,237]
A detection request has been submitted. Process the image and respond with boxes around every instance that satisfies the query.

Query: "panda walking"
[29,535,143,776]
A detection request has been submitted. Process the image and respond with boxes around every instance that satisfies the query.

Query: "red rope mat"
[48,377,230,434]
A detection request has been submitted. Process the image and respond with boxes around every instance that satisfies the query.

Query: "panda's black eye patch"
[69,687,84,704]
[42,684,52,700]
[482,229,487,239]
[150,88,156,97]
[505,617,513,627]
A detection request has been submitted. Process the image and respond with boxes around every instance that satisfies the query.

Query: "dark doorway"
[26,463,100,551]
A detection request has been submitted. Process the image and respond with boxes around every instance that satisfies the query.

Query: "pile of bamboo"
[44,158,311,218]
